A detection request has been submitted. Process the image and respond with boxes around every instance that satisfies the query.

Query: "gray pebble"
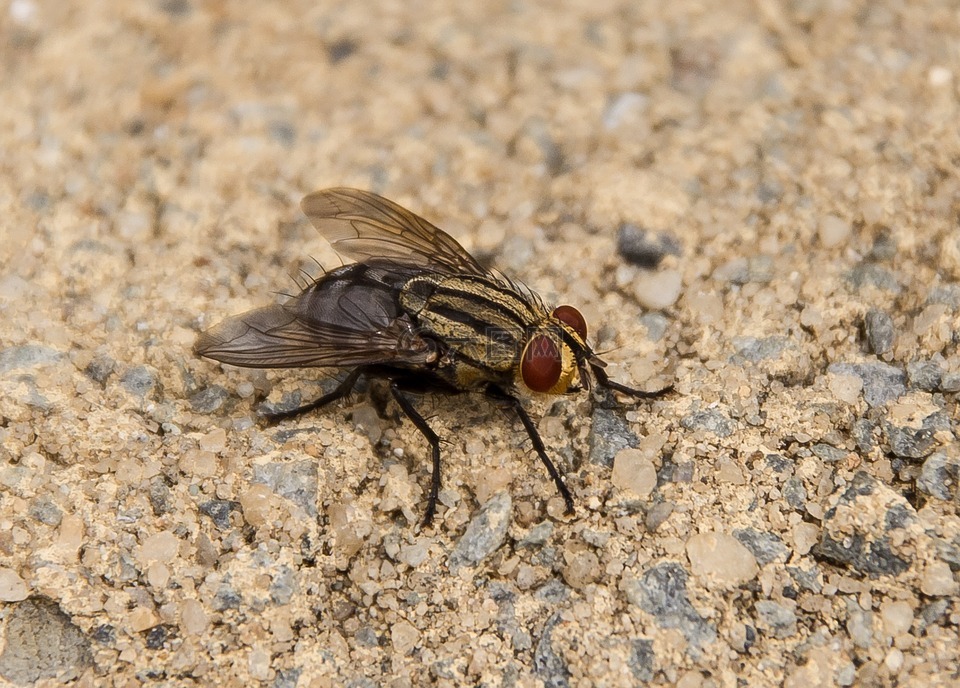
[354,626,379,648]
[680,409,734,438]
[616,223,681,268]
[0,345,63,374]
[846,602,874,649]
[882,412,949,460]
[628,638,656,682]
[589,408,638,467]
[812,443,846,463]
[755,600,797,638]
[622,562,717,651]
[253,461,318,517]
[906,360,942,391]
[846,264,902,294]
[783,478,807,511]
[448,491,512,571]
[920,599,949,629]
[0,597,93,684]
[863,309,895,355]
[189,385,229,413]
[85,354,116,385]
[518,521,554,548]
[639,312,669,341]
[731,335,792,363]
[734,529,788,565]
[644,501,674,531]
[827,362,905,408]
[199,500,240,529]
[274,668,302,688]
[148,479,172,516]
[713,256,774,284]
[121,365,159,398]
[852,418,877,453]
[214,582,242,610]
[787,565,823,593]
[927,284,960,308]
[764,454,791,473]
[918,452,959,500]
[941,372,960,393]
[534,579,571,604]
[815,472,911,577]
[269,566,298,605]
[29,497,63,526]
[144,625,173,650]
[534,612,570,688]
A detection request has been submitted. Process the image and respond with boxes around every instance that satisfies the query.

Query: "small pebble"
[239,484,276,527]
[680,409,734,437]
[617,223,681,268]
[391,620,421,654]
[448,491,512,571]
[880,600,913,637]
[622,563,717,648]
[906,360,942,391]
[755,600,797,638]
[920,561,958,597]
[562,550,600,589]
[917,451,959,500]
[818,214,852,248]
[603,92,649,130]
[121,365,158,398]
[829,373,863,405]
[633,268,682,310]
[864,309,895,355]
[128,607,158,633]
[686,532,758,586]
[611,448,657,497]
[189,385,229,413]
[198,427,227,452]
[248,646,272,681]
[180,599,208,635]
[0,567,29,601]
[138,531,180,564]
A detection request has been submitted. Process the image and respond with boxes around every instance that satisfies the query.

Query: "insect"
[195,188,669,525]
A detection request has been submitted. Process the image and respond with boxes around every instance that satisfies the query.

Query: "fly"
[195,188,670,525]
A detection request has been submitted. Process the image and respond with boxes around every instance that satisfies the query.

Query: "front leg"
[590,363,673,400]
[484,384,575,516]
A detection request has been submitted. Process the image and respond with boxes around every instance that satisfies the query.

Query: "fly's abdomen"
[400,275,536,373]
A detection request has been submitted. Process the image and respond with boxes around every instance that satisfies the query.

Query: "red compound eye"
[521,333,562,393]
[552,305,587,340]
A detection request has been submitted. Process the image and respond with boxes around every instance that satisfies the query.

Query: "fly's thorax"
[399,274,541,373]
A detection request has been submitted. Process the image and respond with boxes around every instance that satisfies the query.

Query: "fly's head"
[518,304,594,396]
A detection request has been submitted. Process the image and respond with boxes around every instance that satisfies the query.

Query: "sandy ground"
[1,0,959,686]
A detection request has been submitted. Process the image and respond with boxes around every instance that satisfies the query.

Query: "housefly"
[195,188,669,525]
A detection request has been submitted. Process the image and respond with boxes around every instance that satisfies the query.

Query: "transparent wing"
[301,188,489,276]
[194,264,435,369]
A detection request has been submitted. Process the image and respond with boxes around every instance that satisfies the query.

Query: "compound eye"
[553,305,587,341]
[521,333,562,393]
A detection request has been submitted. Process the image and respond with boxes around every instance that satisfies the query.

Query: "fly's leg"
[390,383,442,527]
[485,385,575,516]
[590,364,673,399]
[262,368,362,423]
